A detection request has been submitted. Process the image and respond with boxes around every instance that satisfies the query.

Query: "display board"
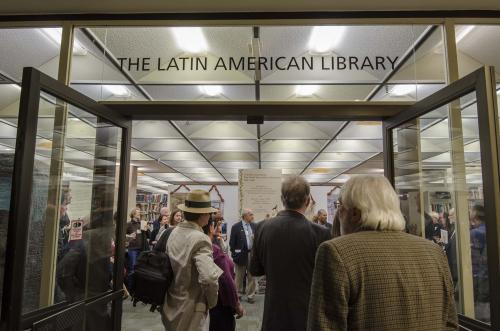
[238,169,282,222]
[327,187,340,224]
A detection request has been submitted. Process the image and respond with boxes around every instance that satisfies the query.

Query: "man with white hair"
[229,208,257,303]
[307,175,458,331]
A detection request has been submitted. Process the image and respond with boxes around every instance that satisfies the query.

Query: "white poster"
[327,192,339,224]
[239,169,282,222]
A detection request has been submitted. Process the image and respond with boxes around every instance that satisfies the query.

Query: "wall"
[172,184,337,243]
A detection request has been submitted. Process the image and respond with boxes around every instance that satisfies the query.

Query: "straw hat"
[177,189,217,214]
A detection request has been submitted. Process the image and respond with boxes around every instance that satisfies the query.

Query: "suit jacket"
[229,220,257,266]
[308,231,458,331]
[249,210,331,331]
[162,221,223,331]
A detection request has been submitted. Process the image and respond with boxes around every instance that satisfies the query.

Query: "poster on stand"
[327,190,340,224]
[238,169,282,222]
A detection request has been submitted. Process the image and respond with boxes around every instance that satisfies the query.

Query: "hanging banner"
[238,169,282,222]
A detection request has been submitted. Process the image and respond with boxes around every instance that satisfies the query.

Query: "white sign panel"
[239,169,282,222]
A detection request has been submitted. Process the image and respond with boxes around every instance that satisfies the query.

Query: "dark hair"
[281,175,310,210]
[202,217,215,235]
[183,211,208,222]
[472,204,485,223]
[169,209,182,226]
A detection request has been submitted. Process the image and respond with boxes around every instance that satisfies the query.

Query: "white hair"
[340,175,405,232]
[241,208,252,218]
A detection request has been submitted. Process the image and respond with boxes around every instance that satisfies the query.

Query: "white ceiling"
[0,24,499,190]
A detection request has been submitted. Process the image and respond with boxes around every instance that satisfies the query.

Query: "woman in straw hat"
[161,190,223,331]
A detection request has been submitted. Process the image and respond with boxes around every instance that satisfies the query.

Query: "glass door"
[1,67,131,330]
[384,66,500,330]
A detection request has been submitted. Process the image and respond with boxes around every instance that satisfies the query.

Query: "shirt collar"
[178,220,203,233]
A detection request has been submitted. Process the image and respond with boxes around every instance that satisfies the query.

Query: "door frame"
[1,67,131,330]
[2,66,499,330]
[383,66,500,330]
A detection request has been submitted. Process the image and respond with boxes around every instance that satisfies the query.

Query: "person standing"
[125,207,149,290]
[316,209,331,231]
[230,209,257,303]
[162,190,223,331]
[307,175,457,331]
[154,209,182,253]
[150,207,170,244]
[203,217,244,331]
[250,175,330,331]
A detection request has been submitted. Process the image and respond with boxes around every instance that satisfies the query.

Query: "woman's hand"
[235,302,245,319]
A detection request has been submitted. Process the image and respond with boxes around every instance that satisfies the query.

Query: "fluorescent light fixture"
[41,28,87,55]
[456,25,475,43]
[172,27,208,53]
[105,85,130,97]
[200,85,222,96]
[308,26,346,54]
[295,85,319,96]
[10,84,21,91]
[391,84,417,96]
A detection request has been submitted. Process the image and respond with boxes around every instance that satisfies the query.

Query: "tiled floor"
[121,294,264,331]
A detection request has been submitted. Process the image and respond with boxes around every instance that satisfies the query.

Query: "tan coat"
[308,231,458,331]
[162,221,223,331]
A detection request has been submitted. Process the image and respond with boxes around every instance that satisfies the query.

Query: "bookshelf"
[136,191,169,223]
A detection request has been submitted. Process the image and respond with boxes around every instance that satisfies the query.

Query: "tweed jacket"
[162,221,223,331]
[250,210,331,331]
[307,231,458,331]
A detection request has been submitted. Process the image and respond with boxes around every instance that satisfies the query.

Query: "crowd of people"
[119,174,470,331]
[50,169,490,330]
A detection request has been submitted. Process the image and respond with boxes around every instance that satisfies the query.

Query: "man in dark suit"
[250,175,330,331]
[230,208,257,303]
[316,209,332,231]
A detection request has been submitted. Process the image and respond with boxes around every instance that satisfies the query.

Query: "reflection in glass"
[0,27,62,311]
[22,94,121,320]
[392,92,489,323]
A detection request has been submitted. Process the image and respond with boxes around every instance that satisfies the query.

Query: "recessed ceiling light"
[308,26,346,54]
[172,27,208,54]
[105,85,130,97]
[40,28,87,55]
[295,85,319,97]
[200,85,222,96]
[391,84,417,96]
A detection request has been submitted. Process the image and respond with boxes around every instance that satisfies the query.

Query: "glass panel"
[22,92,122,313]
[0,27,61,313]
[70,25,446,102]
[456,25,500,80]
[85,300,113,330]
[392,91,490,324]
